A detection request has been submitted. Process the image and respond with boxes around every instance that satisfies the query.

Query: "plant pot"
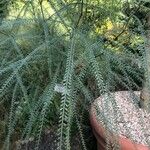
[90,91,150,150]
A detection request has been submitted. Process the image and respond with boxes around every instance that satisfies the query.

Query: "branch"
[114,1,143,41]
[75,0,84,28]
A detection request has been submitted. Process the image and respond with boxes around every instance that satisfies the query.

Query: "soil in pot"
[90,91,150,150]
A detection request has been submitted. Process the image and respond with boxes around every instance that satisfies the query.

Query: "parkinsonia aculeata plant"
[0,1,150,150]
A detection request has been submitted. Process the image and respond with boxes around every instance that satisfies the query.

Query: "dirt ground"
[13,129,84,150]
[12,126,97,150]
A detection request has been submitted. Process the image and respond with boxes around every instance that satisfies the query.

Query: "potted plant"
[90,91,150,150]
[90,3,150,149]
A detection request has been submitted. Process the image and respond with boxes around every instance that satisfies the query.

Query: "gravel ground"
[94,91,150,146]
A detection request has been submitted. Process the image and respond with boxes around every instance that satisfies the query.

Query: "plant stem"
[140,13,150,111]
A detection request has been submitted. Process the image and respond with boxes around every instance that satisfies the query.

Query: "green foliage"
[0,0,149,150]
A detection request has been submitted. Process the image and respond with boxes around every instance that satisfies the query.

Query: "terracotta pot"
[90,100,150,150]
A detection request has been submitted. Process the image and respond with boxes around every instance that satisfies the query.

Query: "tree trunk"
[140,13,150,111]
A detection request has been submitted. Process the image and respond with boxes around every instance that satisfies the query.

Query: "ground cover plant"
[0,0,150,150]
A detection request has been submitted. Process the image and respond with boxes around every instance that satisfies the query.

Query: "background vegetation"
[0,0,149,149]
